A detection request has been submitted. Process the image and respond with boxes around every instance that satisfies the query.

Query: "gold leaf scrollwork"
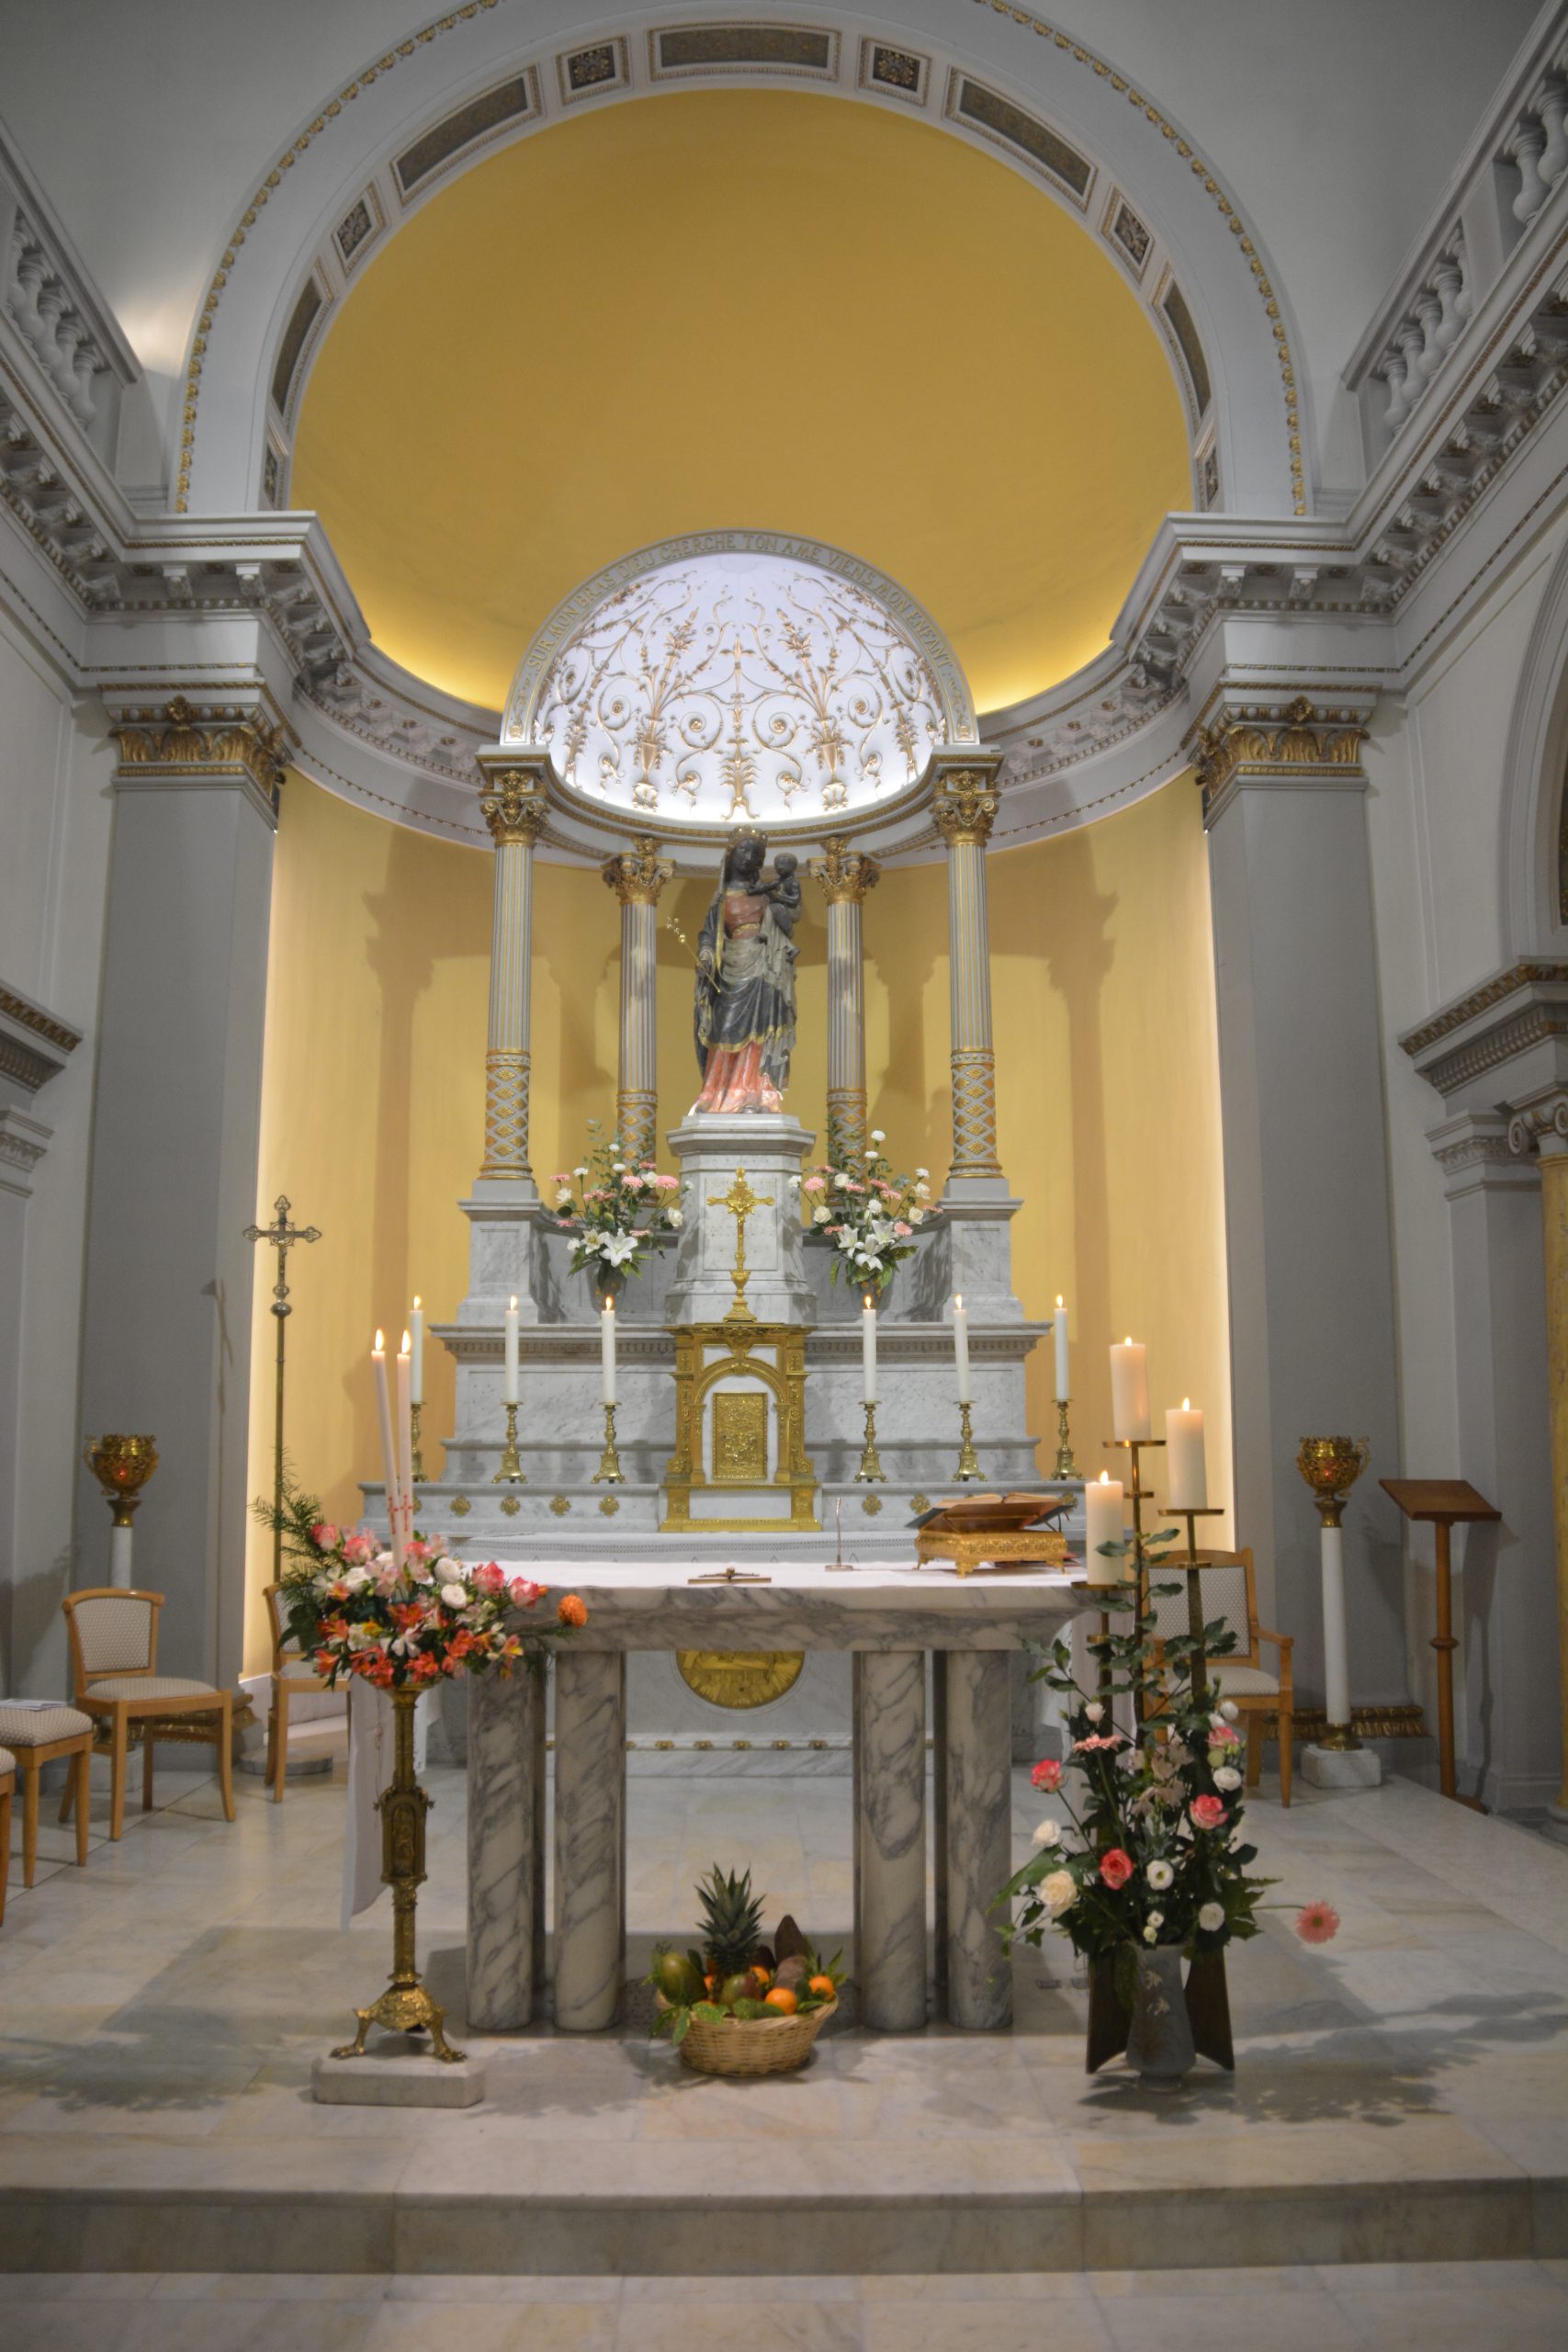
[809,834,881,905]
[601,834,675,905]
[479,768,549,846]
[932,769,999,848]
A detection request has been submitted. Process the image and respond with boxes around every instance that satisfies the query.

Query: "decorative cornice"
[109,694,293,811]
[1426,1110,1530,1197]
[809,834,881,904]
[0,1104,52,1198]
[1188,693,1370,819]
[479,763,549,848]
[601,834,673,904]
[0,982,81,1063]
[931,767,1001,849]
[1402,960,1568,1102]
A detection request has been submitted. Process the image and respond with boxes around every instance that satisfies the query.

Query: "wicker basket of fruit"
[650,1865,844,2077]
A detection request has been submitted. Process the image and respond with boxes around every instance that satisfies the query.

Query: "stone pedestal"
[1302,1743,1383,1791]
[664,1113,816,1326]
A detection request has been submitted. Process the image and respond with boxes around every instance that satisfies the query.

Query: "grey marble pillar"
[554,1650,627,2030]
[852,1650,927,2030]
[466,1669,546,2029]
[1200,698,1405,1708]
[941,1649,1013,2029]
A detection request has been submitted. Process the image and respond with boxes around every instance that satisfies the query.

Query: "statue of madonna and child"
[690,831,801,1115]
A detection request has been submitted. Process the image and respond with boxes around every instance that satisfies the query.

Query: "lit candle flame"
[1099,1469,1110,1486]
[400,1329,411,1356]
[373,1329,385,1353]
[1182,1396,1190,1410]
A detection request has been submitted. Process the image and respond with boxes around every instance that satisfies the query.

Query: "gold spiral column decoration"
[808,836,880,1162]
[602,836,674,1164]
[932,763,1004,1183]
[477,761,549,1182]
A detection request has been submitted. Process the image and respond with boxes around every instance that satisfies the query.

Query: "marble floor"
[2,1747,1567,2339]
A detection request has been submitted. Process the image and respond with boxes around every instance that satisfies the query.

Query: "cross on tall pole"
[244,1194,321,1582]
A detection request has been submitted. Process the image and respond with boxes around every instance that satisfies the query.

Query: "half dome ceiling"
[290,86,1190,721]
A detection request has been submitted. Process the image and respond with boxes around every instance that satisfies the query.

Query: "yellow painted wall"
[245,774,1229,1668]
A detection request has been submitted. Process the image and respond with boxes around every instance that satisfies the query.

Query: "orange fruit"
[763,1985,797,2015]
[807,1974,835,1999]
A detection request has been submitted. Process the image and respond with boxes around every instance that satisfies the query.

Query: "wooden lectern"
[1380,1478,1500,1810]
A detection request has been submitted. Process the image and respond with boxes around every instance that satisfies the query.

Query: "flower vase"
[591,1266,627,1308]
[1123,1946,1194,2090]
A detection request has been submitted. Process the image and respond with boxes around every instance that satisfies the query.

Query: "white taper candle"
[953,1295,972,1406]
[1053,1295,1069,1402]
[601,1296,617,1407]
[503,1295,519,1406]
[862,1294,877,1406]
[409,1295,424,1407]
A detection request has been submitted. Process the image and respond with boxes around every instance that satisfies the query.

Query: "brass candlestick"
[1053,1396,1080,1480]
[1159,1502,1226,1710]
[855,1401,885,1483]
[593,1402,625,1485]
[492,1401,525,1484]
[332,1684,464,2064]
[410,1401,426,1485]
[954,1399,981,1481]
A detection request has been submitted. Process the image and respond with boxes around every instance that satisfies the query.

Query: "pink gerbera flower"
[1295,1900,1341,1945]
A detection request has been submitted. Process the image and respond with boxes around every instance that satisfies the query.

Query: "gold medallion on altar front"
[677,1650,806,1709]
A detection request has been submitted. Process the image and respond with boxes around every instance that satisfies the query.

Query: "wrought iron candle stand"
[1159,1502,1227,1710]
[856,1401,885,1483]
[332,1685,464,2064]
[593,1403,625,1485]
[953,1399,981,1482]
[492,1401,525,1484]
[1106,1435,1165,1726]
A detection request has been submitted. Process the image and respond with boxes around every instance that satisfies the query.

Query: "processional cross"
[718,1168,772,1324]
[244,1194,321,1579]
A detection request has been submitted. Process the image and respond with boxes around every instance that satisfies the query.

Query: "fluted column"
[602,835,673,1163]
[1509,1091,1568,1836]
[933,763,1004,1187]
[808,835,879,1161]
[477,761,548,1184]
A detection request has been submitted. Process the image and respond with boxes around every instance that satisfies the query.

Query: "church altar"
[465,1559,1084,2037]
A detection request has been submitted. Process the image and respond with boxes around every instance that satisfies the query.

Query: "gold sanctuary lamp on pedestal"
[84,1434,160,1589]
[1296,1436,1370,1752]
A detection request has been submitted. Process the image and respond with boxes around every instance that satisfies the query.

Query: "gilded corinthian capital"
[931,768,999,849]
[809,835,880,904]
[602,835,674,905]
[479,768,549,847]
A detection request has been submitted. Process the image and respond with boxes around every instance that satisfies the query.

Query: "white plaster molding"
[1402,958,1568,1106]
[0,1104,52,1199]
[1426,1109,1537,1199]
[0,978,80,1102]
[1508,1082,1568,1157]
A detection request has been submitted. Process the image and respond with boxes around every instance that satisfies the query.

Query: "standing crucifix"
[718,1168,772,1324]
[245,1195,321,1581]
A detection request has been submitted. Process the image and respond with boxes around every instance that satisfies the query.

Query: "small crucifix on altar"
[718,1167,772,1325]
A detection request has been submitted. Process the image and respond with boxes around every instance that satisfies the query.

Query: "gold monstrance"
[718,1168,772,1325]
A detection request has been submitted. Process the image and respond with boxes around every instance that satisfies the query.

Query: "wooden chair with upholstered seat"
[0,1701,93,1888]
[262,1580,338,1802]
[1147,1546,1295,1806]
[60,1589,234,1838]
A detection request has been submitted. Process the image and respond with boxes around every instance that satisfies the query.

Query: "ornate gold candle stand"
[492,1401,525,1484]
[593,1403,625,1485]
[410,1402,427,1484]
[1053,1397,1081,1480]
[84,1435,159,1587]
[953,1399,981,1482]
[856,1402,886,1483]
[332,1684,463,2064]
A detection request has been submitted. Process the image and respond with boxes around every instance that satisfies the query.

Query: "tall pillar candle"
[862,1294,877,1405]
[1083,1471,1126,1585]
[477,761,548,1184]
[602,837,673,1164]
[1165,1400,1207,1510]
[409,1296,424,1408]
[932,764,1004,1184]
[1053,1296,1069,1401]
[1110,1338,1150,1441]
[809,837,880,1162]
[395,1332,413,1544]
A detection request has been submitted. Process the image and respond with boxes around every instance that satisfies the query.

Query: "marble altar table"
[466,1561,1084,2036]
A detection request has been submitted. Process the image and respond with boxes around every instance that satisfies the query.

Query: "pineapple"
[695,1862,765,1984]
